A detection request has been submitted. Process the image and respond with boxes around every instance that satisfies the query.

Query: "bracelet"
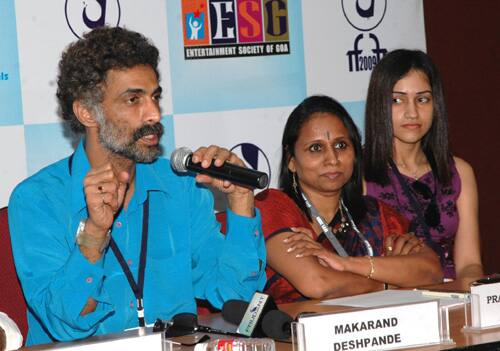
[76,220,111,253]
[366,255,375,279]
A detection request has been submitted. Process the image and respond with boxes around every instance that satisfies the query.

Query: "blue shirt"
[9,141,266,345]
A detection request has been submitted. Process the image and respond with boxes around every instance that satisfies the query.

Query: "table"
[21,279,500,350]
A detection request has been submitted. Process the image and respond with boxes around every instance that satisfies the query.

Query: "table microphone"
[222,297,316,340]
[170,147,269,189]
[221,292,277,337]
[261,309,293,340]
[221,292,296,340]
[221,299,249,325]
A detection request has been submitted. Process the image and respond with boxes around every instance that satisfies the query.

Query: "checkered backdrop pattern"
[0,0,426,207]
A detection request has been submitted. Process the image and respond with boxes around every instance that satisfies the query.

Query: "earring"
[292,172,299,195]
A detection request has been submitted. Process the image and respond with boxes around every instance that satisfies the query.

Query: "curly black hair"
[56,26,160,133]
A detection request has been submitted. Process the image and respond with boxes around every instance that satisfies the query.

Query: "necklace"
[332,204,350,234]
[394,160,430,180]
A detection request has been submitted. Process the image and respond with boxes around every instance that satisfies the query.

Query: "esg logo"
[182,0,289,46]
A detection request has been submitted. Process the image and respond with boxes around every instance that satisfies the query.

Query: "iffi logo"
[182,0,290,59]
[65,0,121,39]
[231,143,271,188]
[342,0,387,72]
[342,0,387,32]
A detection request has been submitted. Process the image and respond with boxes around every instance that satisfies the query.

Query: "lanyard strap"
[109,196,150,327]
[340,198,374,257]
[301,192,349,257]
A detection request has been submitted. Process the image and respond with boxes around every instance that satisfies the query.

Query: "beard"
[94,107,164,163]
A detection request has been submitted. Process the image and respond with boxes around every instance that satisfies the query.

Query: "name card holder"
[38,328,170,351]
[463,280,500,332]
[291,300,453,351]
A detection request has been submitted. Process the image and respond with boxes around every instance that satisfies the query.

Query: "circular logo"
[65,0,121,39]
[341,0,387,32]
[230,143,271,189]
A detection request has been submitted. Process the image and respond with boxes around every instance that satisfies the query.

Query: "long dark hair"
[364,49,451,185]
[279,95,366,223]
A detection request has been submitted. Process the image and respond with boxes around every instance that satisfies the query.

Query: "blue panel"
[24,123,77,176]
[167,0,306,114]
[342,100,366,141]
[0,0,23,125]
[160,115,176,158]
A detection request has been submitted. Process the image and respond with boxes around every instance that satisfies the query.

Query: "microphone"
[222,292,295,340]
[222,294,316,341]
[222,292,276,337]
[170,147,269,189]
[221,299,249,325]
[261,309,293,340]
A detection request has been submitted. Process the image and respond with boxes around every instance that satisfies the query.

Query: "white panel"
[15,1,77,125]
[118,0,173,115]
[15,0,173,124]
[0,126,27,207]
[302,0,426,101]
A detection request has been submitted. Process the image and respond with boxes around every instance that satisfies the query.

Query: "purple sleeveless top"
[366,161,461,279]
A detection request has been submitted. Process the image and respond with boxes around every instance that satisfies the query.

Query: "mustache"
[133,123,164,142]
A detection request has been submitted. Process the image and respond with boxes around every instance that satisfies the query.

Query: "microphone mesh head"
[170,147,192,172]
[261,309,293,340]
[222,300,249,325]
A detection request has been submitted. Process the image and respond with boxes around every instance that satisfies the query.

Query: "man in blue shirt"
[8,26,266,346]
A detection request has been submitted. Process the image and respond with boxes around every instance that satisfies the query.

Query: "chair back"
[0,207,28,342]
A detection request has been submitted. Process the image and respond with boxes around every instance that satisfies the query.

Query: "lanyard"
[340,198,374,257]
[301,192,373,257]
[109,196,150,327]
[301,192,348,257]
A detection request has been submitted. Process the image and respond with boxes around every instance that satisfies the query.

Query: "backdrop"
[0,0,426,207]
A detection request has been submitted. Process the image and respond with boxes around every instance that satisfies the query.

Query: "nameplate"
[471,281,500,328]
[296,301,442,351]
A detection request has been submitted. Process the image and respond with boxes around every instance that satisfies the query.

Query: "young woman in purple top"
[363,49,483,280]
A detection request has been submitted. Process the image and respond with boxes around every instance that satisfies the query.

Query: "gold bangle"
[366,255,375,279]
